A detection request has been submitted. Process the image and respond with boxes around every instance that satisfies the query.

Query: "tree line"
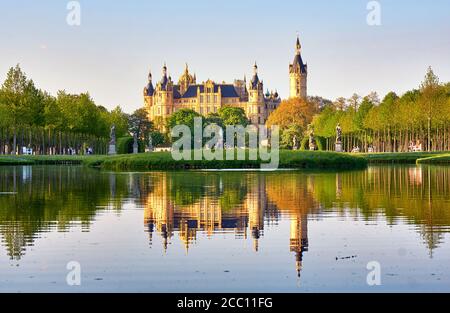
[0,65,132,155]
[2,64,448,155]
[268,67,450,152]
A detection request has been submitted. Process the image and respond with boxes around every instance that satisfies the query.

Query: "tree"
[167,109,202,146]
[108,106,129,138]
[419,67,444,151]
[218,106,249,127]
[0,64,41,153]
[267,97,317,149]
[348,93,361,111]
[129,108,152,141]
[334,97,347,111]
[57,91,101,135]
[267,97,317,130]
[167,109,201,130]
[366,91,380,105]
[205,113,224,129]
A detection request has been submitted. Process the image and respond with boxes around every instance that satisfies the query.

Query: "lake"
[0,165,449,292]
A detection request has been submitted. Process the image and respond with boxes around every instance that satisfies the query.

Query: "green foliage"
[167,109,201,130]
[300,137,309,150]
[416,154,450,164]
[150,131,165,147]
[300,134,325,151]
[312,67,450,152]
[218,106,249,127]
[97,149,367,171]
[108,106,129,138]
[316,136,326,151]
[129,108,152,141]
[0,65,130,154]
[280,124,303,149]
[363,152,444,163]
[116,136,146,154]
[116,136,133,154]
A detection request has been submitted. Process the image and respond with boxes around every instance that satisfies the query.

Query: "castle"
[143,36,307,127]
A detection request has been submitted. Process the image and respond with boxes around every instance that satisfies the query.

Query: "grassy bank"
[0,150,367,171]
[416,154,450,165]
[0,155,106,166]
[99,150,367,171]
[4,151,450,169]
[362,152,446,164]
[0,156,34,165]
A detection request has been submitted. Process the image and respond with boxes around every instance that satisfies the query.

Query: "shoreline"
[0,150,367,171]
[2,151,450,170]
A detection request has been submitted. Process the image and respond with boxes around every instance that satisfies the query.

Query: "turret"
[248,62,265,124]
[289,35,308,99]
[178,63,195,95]
[144,69,154,96]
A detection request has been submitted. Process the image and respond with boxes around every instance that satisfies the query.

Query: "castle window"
[200,107,203,114]
[207,95,210,103]
[214,95,217,103]
[207,107,210,113]
[214,106,217,113]
[200,95,204,103]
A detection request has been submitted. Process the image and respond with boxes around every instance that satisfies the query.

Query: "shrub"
[116,137,133,154]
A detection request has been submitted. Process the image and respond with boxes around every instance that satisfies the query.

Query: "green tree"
[218,106,249,127]
[419,67,445,151]
[0,64,42,153]
[129,108,152,141]
[108,106,129,138]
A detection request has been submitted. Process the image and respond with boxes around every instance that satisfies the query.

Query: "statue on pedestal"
[335,123,343,152]
[336,123,342,143]
[309,127,317,151]
[147,134,153,152]
[108,124,117,155]
[292,135,299,150]
[133,132,139,154]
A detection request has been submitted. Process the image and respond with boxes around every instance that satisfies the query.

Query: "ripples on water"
[0,165,449,292]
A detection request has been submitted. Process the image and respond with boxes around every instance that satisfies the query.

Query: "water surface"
[0,165,449,292]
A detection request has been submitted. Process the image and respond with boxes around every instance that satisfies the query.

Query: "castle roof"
[292,36,307,74]
[160,74,169,90]
[292,54,307,74]
[251,73,260,89]
[145,82,154,96]
[181,84,239,98]
[173,85,181,99]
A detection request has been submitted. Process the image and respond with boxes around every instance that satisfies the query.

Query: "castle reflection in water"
[1,165,450,280]
[143,172,311,277]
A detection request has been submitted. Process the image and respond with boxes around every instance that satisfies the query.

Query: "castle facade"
[143,36,307,126]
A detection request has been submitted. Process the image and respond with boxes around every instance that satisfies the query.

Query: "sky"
[0,0,449,113]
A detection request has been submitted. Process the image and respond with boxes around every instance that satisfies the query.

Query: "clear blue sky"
[1,0,449,113]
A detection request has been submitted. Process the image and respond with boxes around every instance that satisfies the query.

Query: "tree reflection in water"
[0,165,449,278]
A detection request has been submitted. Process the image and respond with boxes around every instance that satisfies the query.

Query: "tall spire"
[144,68,154,96]
[296,35,301,55]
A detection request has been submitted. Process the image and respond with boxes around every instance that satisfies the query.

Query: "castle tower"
[178,63,196,95]
[289,36,308,100]
[290,212,309,278]
[143,70,155,120]
[248,62,265,124]
[153,63,174,121]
